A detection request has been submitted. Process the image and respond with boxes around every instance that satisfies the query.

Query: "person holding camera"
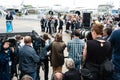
[82,23,112,80]
[39,34,51,80]
[0,40,15,80]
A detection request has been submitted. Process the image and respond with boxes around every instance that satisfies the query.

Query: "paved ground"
[0,16,71,80]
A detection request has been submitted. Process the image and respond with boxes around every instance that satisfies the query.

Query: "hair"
[55,33,63,42]
[21,75,33,80]
[16,35,23,40]
[43,34,50,40]
[1,40,10,50]
[2,40,10,45]
[65,58,75,69]
[52,72,63,80]
[72,29,80,37]
[24,36,32,44]
[103,27,112,37]
[91,23,104,35]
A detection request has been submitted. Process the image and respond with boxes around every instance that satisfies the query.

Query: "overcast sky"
[0,0,120,9]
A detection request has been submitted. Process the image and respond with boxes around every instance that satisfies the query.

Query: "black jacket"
[63,69,81,80]
[6,14,13,20]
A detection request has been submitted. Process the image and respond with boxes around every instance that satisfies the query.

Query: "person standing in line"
[19,36,40,80]
[82,23,112,80]
[54,18,58,33]
[50,17,55,37]
[67,29,85,70]
[58,18,64,34]
[45,16,50,33]
[6,11,13,32]
[40,17,45,32]
[71,18,77,32]
[65,16,71,33]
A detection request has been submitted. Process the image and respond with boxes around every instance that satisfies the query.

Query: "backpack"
[100,59,114,76]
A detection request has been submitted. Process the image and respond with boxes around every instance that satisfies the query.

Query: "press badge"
[9,61,12,66]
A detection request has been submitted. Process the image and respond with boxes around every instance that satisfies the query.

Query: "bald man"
[19,36,40,80]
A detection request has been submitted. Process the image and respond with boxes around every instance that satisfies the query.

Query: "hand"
[11,47,14,53]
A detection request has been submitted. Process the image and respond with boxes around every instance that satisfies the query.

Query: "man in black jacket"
[63,58,81,80]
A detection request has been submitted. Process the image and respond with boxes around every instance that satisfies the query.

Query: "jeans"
[30,72,36,80]
[74,60,80,70]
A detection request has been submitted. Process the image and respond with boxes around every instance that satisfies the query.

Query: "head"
[108,20,113,25]
[43,34,50,41]
[103,27,112,37]
[21,75,33,80]
[91,23,104,39]
[55,33,63,42]
[72,29,80,38]
[65,58,75,69]
[7,11,11,14]
[16,35,23,41]
[2,40,10,50]
[24,36,32,45]
[52,72,63,80]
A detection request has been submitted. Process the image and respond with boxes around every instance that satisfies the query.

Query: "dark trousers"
[54,26,57,33]
[41,25,45,32]
[36,57,49,80]
[11,62,17,78]
[48,26,51,34]
[42,57,49,80]
[36,62,41,80]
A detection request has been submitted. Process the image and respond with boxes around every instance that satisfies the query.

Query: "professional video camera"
[0,36,16,52]
[31,30,45,55]
[8,38,17,47]
[79,29,92,39]
[71,29,92,41]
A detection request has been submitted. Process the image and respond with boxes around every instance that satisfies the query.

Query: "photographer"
[0,40,15,80]
[40,34,51,80]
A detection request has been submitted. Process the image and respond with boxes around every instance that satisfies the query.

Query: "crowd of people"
[1,11,120,80]
[40,14,82,37]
